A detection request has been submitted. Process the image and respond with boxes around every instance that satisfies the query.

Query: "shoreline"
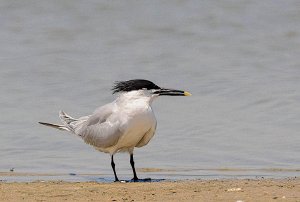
[0,178,299,201]
[1,167,299,182]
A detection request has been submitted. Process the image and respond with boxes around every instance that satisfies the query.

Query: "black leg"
[111,155,119,182]
[130,153,138,181]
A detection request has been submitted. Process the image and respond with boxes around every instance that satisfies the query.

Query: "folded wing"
[77,102,122,149]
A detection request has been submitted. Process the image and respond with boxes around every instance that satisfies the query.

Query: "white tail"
[58,110,78,133]
[39,110,78,132]
[40,110,90,135]
[38,122,70,131]
[59,110,77,124]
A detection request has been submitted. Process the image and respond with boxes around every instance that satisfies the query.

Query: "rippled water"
[0,0,299,180]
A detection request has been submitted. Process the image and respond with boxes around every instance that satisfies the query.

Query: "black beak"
[154,88,192,96]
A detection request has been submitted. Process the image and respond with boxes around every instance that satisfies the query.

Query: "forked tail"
[38,122,71,131]
[39,110,78,133]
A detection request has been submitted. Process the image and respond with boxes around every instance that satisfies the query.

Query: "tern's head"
[112,79,191,96]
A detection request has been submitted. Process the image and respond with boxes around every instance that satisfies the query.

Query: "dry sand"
[0,178,299,202]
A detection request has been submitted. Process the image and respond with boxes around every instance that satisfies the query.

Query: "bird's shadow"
[123,178,165,183]
[67,173,166,183]
[96,177,165,183]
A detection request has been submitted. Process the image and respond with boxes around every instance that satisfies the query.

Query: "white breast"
[107,92,157,154]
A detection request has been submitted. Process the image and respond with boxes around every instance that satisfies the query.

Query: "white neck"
[116,90,158,105]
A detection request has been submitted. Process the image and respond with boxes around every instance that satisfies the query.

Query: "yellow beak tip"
[184,91,192,96]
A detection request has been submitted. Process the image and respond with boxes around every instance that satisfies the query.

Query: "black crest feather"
[112,79,161,94]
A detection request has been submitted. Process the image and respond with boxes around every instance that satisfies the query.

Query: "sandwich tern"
[39,79,191,182]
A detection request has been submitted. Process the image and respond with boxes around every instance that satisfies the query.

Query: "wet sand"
[0,178,299,202]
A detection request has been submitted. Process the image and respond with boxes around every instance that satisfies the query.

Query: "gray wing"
[78,102,122,149]
[86,102,115,126]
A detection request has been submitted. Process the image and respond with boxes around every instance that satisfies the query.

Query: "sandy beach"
[1,177,299,202]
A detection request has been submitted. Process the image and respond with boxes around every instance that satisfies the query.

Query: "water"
[0,0,299,180]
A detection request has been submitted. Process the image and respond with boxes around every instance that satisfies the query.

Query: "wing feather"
[77,102,122,149]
